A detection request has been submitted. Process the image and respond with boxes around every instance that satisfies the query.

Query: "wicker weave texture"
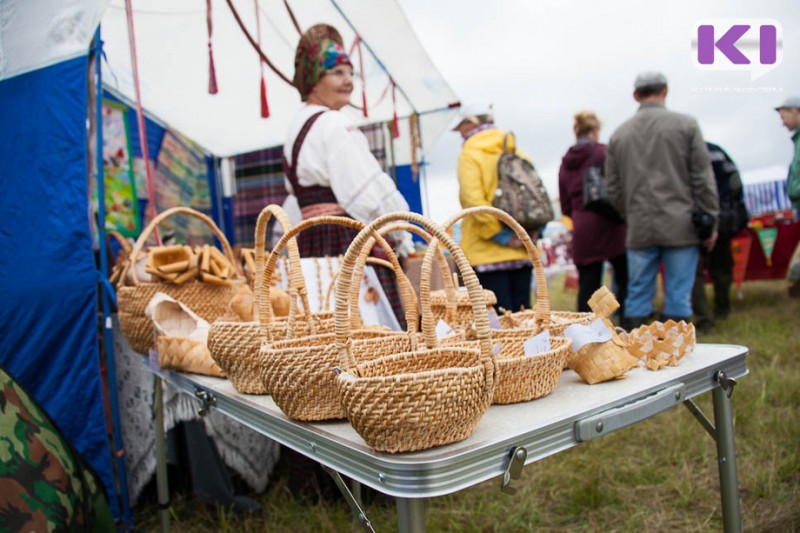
[116,206,241,354]
[333,212,496,453]
[156,336,225,377]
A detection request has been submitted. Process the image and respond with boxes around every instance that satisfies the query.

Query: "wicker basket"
[429,206,571,404]
[117,207,243,354]
[259,218,421,420]
[144,292,224,377]
[564,287,640,384]
[333,212,497,453]
[208,205,328,394]
[626,320,696,370]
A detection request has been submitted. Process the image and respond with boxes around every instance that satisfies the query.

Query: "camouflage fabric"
[0,365,114,532]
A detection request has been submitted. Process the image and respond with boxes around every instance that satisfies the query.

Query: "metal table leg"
[712,371,742,533]
[396,497,426,533]
[154,375,170,533]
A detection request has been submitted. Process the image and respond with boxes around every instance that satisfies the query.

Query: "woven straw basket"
[333,212,497,453]
[566,287,639,384]
[626,320,696,370]
[259,218,423,421]
[117,207,242,354]
[432,206,571,404]
[208,205,333,394]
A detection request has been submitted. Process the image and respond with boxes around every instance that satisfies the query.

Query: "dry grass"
[134,279,800,532]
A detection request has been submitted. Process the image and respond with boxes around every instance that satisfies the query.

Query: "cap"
[774,96,800,111]
[634,71,668,90]
[451,103,494,131]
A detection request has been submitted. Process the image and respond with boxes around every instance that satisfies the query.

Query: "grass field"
[134,279,800,532]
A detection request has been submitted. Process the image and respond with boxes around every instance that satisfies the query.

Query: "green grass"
[133,279,800,532]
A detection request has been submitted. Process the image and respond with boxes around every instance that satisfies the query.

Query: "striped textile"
[232,122,388,248]
[232,146,286,248]
[744,179,793,217]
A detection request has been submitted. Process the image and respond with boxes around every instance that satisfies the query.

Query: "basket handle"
[125,206,237,286]
[439,206,551,330]
[334,212,495,397]
[252,205,309,323]
[347,223,419,334]
[364,222,452,349]
[260,215,402,341]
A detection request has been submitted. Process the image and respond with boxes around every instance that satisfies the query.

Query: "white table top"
[149,343,748,498]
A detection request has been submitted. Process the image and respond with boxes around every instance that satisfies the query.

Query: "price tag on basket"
[523,330,551,355]
[564,319,613,351]
[435,319,458,339]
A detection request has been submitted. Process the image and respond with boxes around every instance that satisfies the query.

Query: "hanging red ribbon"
[390,79,400,138]
[354,35,368,118]
[124,0,160,244]
[254,0,269,118]
[207,0,218,94]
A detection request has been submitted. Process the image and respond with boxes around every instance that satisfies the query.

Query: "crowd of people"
[282,23,799,340]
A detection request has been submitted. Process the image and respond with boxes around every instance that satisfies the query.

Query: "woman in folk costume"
[283,23,413,327]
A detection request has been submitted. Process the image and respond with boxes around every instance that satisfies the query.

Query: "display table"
[146,344,747,532]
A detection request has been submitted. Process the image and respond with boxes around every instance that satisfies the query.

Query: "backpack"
[493,133,554,231]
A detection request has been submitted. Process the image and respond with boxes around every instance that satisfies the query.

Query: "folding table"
[146,343,747,532]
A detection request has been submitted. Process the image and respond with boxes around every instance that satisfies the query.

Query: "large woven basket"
[117,207,242,354]
[431,206,571,404]
[333,212,497,453]
[208,205,332,394]
[259,218,422,420]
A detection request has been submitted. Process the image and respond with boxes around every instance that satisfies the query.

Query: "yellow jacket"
[457,128,531,266]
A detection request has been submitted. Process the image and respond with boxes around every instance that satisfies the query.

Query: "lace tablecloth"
[111,316,280,505]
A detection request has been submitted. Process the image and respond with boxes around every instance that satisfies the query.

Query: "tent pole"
[94,25,135,531]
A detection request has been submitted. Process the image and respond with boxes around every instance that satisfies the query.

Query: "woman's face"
[308,65,354,110]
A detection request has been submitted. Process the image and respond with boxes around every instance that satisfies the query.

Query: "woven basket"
[430,206,571,404]
[626,320,696,370]
[156,336,224,377]
[333,212,497,453]
[117,207,242,354]
[498,310,595,336]
[565,287,640,384]
[208,205,331,394]
[260,218,421,420]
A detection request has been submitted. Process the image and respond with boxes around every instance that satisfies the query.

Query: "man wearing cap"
[453,106,533,312]
[775,96,800,297]
[606,72,719,330]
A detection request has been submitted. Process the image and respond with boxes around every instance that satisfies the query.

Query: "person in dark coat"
[558,111,628,316]
[691,142,749,332]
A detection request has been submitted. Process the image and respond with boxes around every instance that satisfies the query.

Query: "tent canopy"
[99,0,460,157]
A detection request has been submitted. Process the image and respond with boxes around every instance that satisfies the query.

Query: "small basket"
[145,292,224,377]
[626,320,696,370]
[499,309,595,336]
[260,219,422,421]
[429,206,571,404]
[565,287,639,384]
[156,337,224,377]
[208,205,330,394]
[117,207,243,354]
[333,212,496,453]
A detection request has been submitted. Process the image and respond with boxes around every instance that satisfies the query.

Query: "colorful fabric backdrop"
[151,131,214,245]
[92,101,139,237]
[232,121,389,247]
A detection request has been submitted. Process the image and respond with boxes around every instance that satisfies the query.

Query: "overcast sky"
[396,0,799,221]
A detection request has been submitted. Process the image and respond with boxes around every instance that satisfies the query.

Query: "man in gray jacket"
[606,72,719,330]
